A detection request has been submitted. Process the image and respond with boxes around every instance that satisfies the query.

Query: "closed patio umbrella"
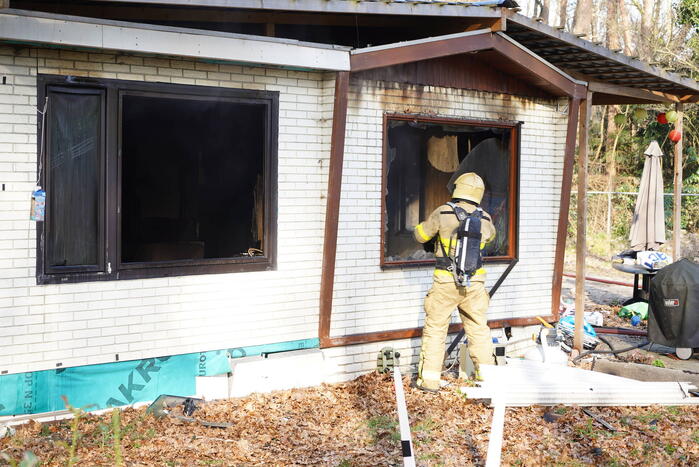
[629,141,666,251]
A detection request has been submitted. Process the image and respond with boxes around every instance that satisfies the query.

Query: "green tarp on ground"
[0,339,318,416]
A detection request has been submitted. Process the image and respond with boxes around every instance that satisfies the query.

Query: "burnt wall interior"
[121,94,265,263]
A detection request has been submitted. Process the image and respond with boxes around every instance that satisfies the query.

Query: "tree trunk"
[618,0,634,54]
[606,0,620,50]
[572,0,593,37]
[559,0,568,29]
[639,0,654,59]
[540,0,550,24]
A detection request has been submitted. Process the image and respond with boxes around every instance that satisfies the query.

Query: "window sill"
[36,259,275,285]
[380,256,517,270]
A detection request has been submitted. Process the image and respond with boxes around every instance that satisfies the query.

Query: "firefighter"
[413,172,496,392]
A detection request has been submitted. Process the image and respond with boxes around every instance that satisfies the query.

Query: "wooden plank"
[350,30,493,72]
[354,54,553,102]
[673,103,684,260]
[584,79,678,104]
[551,97,581,319]
[318,71,349,348]
[574,92,592,352]
[485,396,506,467]
[321,315,558,349]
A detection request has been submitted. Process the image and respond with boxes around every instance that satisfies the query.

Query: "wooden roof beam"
[565,70,680,104]
[350,29,494,72]
[561,64,637,73]
[588,81,678,104]
[492,32,587,98]
[351,30,587,98]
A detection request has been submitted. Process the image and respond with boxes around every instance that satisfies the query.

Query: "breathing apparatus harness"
[436,199,484,287]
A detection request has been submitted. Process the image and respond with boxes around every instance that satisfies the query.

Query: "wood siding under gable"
[353,53,554,100]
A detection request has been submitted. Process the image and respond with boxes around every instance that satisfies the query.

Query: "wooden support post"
[673,103,684,261]
[551,97,582,318]
[574,92,592,352]
[318,71,350,348]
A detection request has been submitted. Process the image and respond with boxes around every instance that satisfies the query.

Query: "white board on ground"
[229,349,324,398]
[461,359,699,406]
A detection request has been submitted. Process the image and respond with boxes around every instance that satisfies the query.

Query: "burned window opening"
[36,76,278,284]
[121,94,265,263]
[384,116,517,266]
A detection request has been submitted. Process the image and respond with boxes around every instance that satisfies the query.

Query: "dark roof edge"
[104,0,507,18]
[1,8,351,51]
[506,12,699,95]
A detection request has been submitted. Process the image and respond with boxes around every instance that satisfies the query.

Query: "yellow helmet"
[452,172,484,204]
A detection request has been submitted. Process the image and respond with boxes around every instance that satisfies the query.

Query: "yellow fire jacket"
[414,201,496,283]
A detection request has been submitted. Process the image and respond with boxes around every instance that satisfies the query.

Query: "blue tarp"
[0,338,318,416]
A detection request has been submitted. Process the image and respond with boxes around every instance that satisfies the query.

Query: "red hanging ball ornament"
[657,112,668,124]
[669,129,682,143]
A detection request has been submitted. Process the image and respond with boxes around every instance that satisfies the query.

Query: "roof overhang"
[0,9,351,71]
[505,13,699,103]
[93,0,511,19]
[351,29,587,98]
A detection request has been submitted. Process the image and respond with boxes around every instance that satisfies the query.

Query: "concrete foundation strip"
[392,366,416,467]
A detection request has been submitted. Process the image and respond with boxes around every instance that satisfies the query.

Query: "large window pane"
[46,90,102,268]
[384,117,514,264]
[121,94,266,263]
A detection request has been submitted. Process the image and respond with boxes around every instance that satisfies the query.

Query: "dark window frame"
[36,75,279,285]
[380,113,520,269]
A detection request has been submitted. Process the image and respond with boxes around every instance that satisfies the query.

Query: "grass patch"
[634,412,661,425]
[574,419,602,440]
[651,359,665,368]
[366,416,400,443]
[413,417,438,433]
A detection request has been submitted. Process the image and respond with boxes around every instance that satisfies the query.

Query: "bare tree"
[572,0,593,37]
[540,0,551,23]
[619,0,634,54]
[559,0,568,29]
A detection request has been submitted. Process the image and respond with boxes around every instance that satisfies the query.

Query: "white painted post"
[392,366,416,467]
[485,395,506,467]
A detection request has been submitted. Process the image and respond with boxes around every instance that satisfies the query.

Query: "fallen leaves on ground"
[2,372,698,466]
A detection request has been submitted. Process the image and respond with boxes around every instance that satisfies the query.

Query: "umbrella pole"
[673,103,684,260]
[575,92,593,352]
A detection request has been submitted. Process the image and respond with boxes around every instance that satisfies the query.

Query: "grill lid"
[648,259,699,348]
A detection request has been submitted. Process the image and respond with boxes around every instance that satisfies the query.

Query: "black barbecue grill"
[648,259,699,360]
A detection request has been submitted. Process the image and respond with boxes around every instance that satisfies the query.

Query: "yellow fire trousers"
[417,280,494,390]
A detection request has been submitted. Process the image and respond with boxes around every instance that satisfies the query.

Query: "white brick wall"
[328,79,569,339]
[0,44,569,380]
[0,46,332,374]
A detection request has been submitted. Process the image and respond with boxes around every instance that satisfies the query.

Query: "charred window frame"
[36,75,278,284]
[381,114,519,268]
